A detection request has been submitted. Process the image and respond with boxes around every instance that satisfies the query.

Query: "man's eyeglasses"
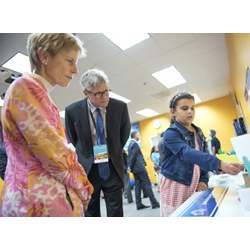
[86,89,110,98]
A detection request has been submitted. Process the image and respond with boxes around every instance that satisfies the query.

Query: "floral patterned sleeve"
[6,78,93,204]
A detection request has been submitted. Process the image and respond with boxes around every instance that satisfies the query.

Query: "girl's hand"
[196,182,208,191]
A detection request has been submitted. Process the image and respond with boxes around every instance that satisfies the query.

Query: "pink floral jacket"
[0,74,93,216]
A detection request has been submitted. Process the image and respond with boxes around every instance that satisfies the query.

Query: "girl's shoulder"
[165,127,183,139]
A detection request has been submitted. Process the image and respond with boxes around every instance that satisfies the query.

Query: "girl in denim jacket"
[160,92,243,216]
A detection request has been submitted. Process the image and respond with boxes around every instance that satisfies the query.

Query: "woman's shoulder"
[18,75,48,97]
[7,74,43,94]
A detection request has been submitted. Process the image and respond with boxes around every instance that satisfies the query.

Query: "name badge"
[93,144,109,163]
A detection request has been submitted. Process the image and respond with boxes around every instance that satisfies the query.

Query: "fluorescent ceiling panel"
[109,91,131,103]
[2,52,31,74]
[136,108,159,118]
[152,65,186,88]
[104,33,150,50]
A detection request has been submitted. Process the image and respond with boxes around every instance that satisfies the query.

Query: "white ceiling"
[0,33,230,122]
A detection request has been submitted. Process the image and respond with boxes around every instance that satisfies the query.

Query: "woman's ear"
[37,47,48,66]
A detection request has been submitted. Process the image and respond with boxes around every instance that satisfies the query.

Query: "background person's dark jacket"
[128,140,146,174]
[160,121,220,186]
[211,136,221,154]
[0,147,7,180]
[122,151,129,173]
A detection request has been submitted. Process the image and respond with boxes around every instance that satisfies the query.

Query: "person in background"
[158,132,165,163]
[150,145,160,191]
[160,92,244,216]
[123,150,133,204]
[209,129,221,155]
[65,69,131,217]
[128,131,160,210]
[0,33,93,216]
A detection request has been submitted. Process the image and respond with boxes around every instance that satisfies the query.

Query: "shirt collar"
[172,121,204,142]
[130,138,138,144]
[87,98,106,114]
[172,120,197,134]
[29,73,55,93]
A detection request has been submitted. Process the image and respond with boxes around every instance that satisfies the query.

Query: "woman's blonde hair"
[26,33,86,72]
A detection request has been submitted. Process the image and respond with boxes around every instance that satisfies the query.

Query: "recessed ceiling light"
[192,93,201,104]
[109,91,131,103]
[136,108,159,118]
[2,52,31,74]
[152,65,186,88]
[103,33,150,50]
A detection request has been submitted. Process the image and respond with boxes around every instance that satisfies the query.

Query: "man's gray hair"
[80,69,109,91]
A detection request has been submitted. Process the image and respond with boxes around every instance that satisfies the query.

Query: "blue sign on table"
[179,189,219,217]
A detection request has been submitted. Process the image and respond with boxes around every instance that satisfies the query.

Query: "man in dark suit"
[209,129,221,155]
[128,131,160,210]
[65,69,131,217]
[122,150,133,204]
[0,121,7,180]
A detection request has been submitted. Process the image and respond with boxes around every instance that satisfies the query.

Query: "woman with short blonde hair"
[27,33,86,72]
[0,33,93,216]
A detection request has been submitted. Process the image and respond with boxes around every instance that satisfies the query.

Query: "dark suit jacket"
[127,140,146,174]
[0,147,7,180]
[65,98,131,182]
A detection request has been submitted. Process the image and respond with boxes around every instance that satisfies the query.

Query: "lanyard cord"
[89,110,97,131]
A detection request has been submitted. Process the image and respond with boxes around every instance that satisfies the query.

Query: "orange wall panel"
[226,34,250,128]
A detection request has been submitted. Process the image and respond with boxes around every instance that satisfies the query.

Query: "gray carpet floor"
[100,185,160,217]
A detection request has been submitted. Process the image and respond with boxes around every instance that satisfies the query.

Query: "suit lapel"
[106,100,112,143]
[79,99,93,151]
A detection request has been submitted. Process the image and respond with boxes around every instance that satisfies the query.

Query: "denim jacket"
[160,121,220,186]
